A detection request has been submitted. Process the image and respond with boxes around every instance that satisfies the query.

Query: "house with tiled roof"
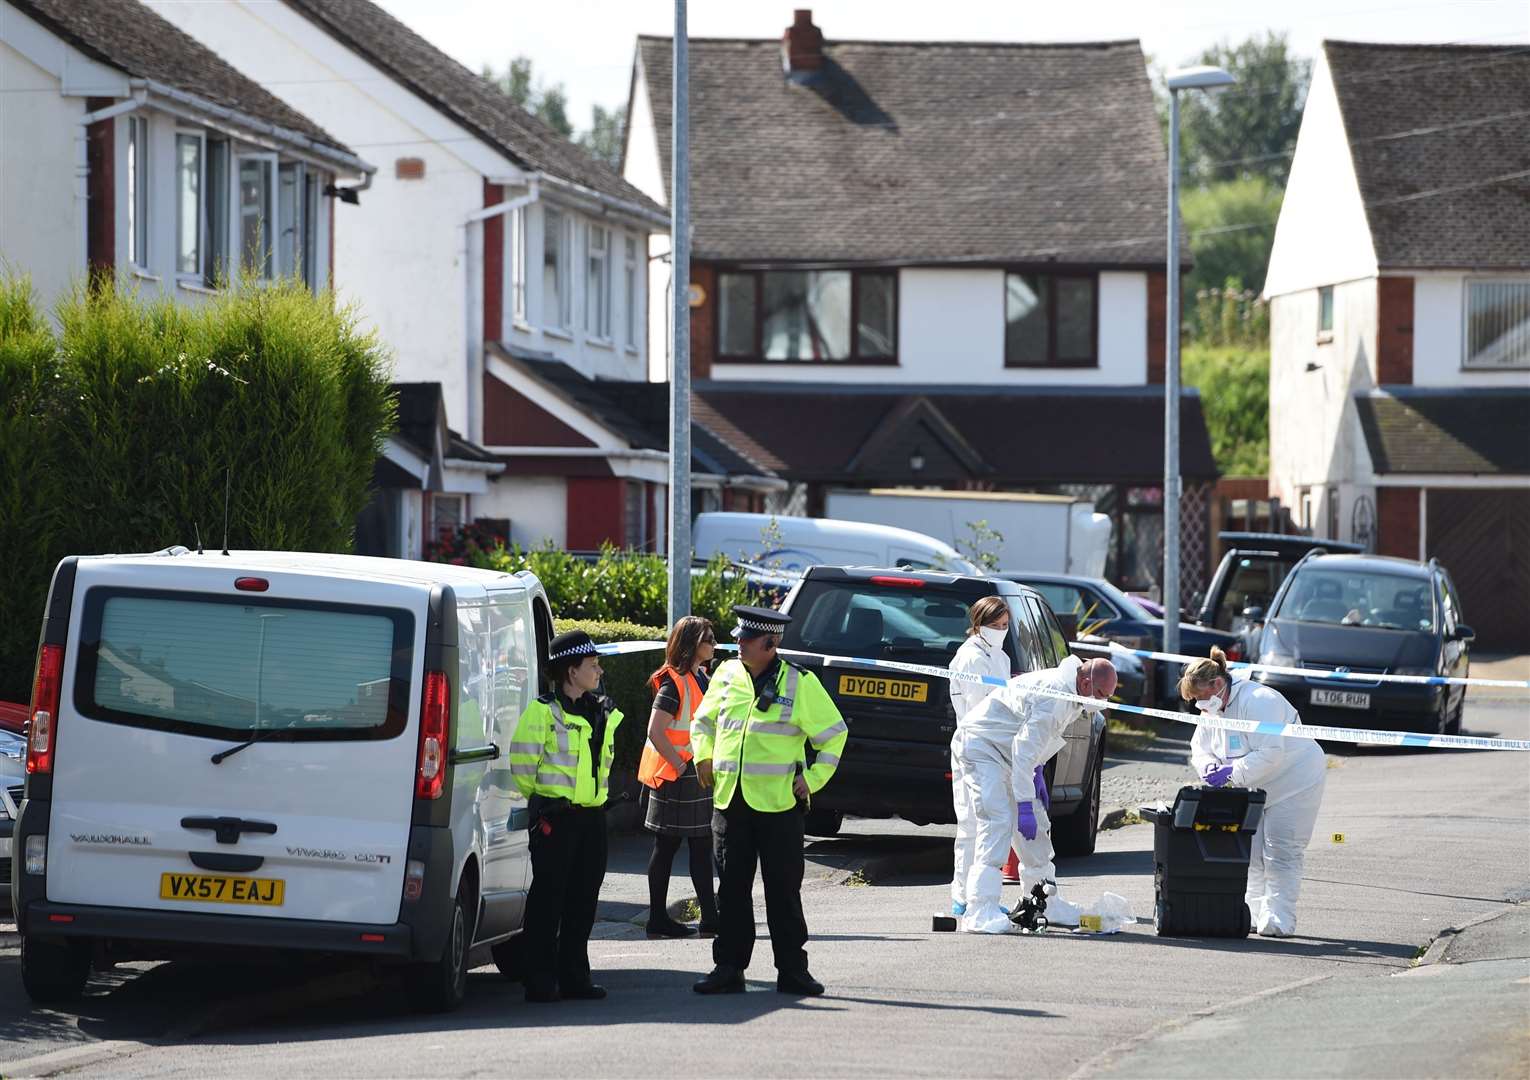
[624,10,1220,599]
[149,0,779,554]
[1264,40,1530,648]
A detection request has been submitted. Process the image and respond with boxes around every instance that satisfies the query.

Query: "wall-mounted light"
[1304,362,1323,373]
[909,448,926,473]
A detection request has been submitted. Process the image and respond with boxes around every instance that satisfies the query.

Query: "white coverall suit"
[948,631,1012,908]
[956,655,1095,934]
[1190,675,1327,937]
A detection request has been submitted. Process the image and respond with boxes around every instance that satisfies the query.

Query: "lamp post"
[666,0,692,627]
[1163,64,1235,656]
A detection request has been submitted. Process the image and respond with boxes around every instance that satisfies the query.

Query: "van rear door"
[48,567,422,925]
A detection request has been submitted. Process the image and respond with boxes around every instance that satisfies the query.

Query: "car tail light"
[359,933,386,943]
[1223,643,1245,662]
[234,577,269,592]
[870,575,925,588]
[416,671,449,800]
[27,644,63,775]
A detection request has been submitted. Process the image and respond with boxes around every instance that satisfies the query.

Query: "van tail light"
[27,644,63,775]
[403,859,426,901]
[415,671,449,800]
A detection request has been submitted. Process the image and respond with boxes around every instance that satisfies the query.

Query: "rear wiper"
[211,735,259,765]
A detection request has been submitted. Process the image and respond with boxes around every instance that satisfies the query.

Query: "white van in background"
[13,549,554,1012]
[692,512,983,577]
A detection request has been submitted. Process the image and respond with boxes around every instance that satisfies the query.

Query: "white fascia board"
[242,0,524,182]
[2,3,129,96]
[441,463,496,494]
[538,174,667,232]
[611,456,669,484]
[484,351,627,450]
[382,435,430,483]
[725,475,790,493]
[1374,474,1530,488]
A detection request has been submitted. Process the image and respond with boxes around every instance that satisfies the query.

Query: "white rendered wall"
[1413,272,1530,389]
[1263,53,1378,299]
[475,476,567,549]
[622,55,666,208]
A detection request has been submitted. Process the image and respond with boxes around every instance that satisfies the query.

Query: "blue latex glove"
[1203,764,1234,788]
[1017,801,1038,841]
[1033,765,1050,810]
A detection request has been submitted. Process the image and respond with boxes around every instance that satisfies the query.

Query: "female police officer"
[508,629,623,1003]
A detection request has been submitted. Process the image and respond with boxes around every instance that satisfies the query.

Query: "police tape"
[1070,639,1530,691]
[592,639,1530,751]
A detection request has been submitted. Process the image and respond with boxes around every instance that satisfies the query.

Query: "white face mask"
[978,625,1007,650]
[1195,697,1222,714]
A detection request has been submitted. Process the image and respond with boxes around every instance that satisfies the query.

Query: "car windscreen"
[75,588,414,741]
[1212,555,1299,630]
[781,580,981,664]
[1272,569,1436,632]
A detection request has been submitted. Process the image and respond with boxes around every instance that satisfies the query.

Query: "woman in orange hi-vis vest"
[639,615,718,938]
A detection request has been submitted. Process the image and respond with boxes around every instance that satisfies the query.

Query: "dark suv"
[777,566,1108,856]
[1254,554,1473,734]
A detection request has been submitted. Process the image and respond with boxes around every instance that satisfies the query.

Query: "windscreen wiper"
[211,732,261,765]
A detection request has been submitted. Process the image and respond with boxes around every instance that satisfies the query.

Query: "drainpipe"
[461,179,539,445]
[76,94,146,277]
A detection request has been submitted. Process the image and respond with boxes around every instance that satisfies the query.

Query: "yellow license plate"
[838,674,929,703]
[160,872,284,906]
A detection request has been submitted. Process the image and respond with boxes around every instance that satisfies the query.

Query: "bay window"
[624,235,639,348]
[543,207,571,330]
[175,132,203,277]
[585,223,611,339]
[276,162,303,280]
[1465,279,1530,369]
[716,268,897,363]
[511,206,527,322]
[1004,272,1097,368]
[127,116,150,268]
[238,154,275,279]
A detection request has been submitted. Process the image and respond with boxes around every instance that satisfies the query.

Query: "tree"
[1174,33,1311,188]
[1180,176,1284,305]
[482,56,573,138]
[579,103,627,169]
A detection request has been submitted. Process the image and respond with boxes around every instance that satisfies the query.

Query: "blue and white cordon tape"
[592,639,1530,751]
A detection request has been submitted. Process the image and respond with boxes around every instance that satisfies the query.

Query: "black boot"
[693,965,746,994]
[560,982,607,1000]
[775,968,824,996]
[524,979,560,1004]
[646,916,697,939]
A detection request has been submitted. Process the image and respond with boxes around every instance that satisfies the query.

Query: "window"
[542,207,571,330]
[276,162,303,280]
[716,269,897,363]
[1318,285,1334,335]
[205,139,229,287]
[1464,279,1530,369]
[431,494,463,539]
[624,235,639,348]
[511,206,527,321]
[237,155,275,279]
[585,223,611,338]
[127,116,150,268]
[782,579,977,664]
[303,172,320,288]
[1004,272,1096,367]
[175,133,203,277]
[1275,568,1436,632]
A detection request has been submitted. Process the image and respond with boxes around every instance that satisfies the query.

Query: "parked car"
[693,512,984,577]
[1253,553,1473,734]
[1000,573,1243,707]
[13,548,556,1011]
[1,726,22,904]
[774,565,1108,856]
[1197,532,1365,655]
[0,700,25,734]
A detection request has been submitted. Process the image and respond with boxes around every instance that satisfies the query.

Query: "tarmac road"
[0,692,1525,1079]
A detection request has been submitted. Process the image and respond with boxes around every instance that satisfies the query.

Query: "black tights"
[648,833,717,924]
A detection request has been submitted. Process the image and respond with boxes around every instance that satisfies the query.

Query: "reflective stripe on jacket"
[638,666,702,788]
[508,696,624,807]
[690,658,849,813]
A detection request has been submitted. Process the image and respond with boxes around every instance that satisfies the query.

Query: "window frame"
[511,205,528,324]
[584,222,612,341]
[1462,277,1530,371]
[275,161,306,282]
[204,137,230,288]
[174,129,205,280]
[236,151,278,282]
[1003,270,1099,369]
[713,266,900,366]
[127,115,151,270]
[624,234,639,350]
[542,205,573,333]
[1318,285,1335,338]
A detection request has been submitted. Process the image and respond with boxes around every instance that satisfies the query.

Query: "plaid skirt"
[642,761,714,837]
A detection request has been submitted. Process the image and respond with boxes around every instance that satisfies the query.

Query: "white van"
[692,512,983,577]
[13,548,554,1012]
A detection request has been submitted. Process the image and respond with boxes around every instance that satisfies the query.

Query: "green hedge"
[555,618,668,773]
[0,276,395,702]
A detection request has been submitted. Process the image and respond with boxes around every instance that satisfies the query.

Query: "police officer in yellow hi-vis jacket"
[691,606,848,996]
[509,630,623,1004]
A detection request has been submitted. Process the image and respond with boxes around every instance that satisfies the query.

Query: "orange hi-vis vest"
[638,666,703,789]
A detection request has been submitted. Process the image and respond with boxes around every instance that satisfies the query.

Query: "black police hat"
[731,605,791,639]
[548,629,599,662]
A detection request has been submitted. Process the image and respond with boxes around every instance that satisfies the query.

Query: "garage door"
[1427,489,1530,651]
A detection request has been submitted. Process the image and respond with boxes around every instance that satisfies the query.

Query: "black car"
[1198,532,1365,656]
[776,566,1108,856]
[1254,553,1473,734]
[1003,573,1242,707]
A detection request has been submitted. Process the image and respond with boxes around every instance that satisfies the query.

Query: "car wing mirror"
[1452,624,1476,643]
[1241,605,1266,623]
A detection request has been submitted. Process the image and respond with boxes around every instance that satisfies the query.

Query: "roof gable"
[635,34,1174,265]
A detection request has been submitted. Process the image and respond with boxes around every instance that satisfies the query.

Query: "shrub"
[0,277,395,702]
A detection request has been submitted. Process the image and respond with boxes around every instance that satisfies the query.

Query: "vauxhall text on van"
[13,549,555,1012]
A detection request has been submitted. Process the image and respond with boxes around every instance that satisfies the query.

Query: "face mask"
[978,625,1007,650]
[1195,697,1222,714]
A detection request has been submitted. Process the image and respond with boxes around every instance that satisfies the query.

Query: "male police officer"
[691,606,848,995]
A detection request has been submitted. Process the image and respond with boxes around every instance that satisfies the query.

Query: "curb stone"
[1413,902,1521,968]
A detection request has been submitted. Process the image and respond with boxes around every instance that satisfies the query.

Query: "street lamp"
[1163,64,1235,656]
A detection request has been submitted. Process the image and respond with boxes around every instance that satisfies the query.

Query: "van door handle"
[181,816,278,845]
[451,743,499,764]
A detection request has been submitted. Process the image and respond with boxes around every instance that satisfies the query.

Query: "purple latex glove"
[1203,764,1234,788]
[1033,765,1050,810]
[1017,801,1038,841]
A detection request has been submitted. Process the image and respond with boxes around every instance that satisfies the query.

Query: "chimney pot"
[782,9,824,80]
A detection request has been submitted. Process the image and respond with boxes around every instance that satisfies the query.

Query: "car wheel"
[21,934,91,1003]
[803,808,843,837]
[405,887,471,1013]
[1053,744,1103,857]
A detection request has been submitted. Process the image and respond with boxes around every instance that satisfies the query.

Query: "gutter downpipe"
[76,93,147,276]
[462,180,540,445]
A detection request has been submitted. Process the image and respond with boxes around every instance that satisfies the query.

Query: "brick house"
[623,11,1220,599]
[1264,41,1530,648]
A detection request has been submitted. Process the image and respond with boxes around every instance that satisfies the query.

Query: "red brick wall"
[689,262,716,380]
[1147,270,1166,384]
[85,98,115,286]
[1377,276,1414,385]
[1377,486,1420,559]
[482,180,503,342]
[566,477,626,550]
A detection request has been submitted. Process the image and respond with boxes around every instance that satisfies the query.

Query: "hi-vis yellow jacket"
[691,659,848,812]
[509,695,623,808]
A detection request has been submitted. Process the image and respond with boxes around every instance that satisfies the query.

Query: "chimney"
[781,9,824,82]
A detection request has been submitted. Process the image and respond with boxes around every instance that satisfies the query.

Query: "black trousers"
[712,798,808,975]
[522,805,607,991]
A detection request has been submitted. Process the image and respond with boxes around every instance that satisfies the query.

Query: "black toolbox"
[1140,786,1265,938]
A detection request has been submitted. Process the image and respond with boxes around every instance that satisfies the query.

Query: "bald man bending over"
[953,655,1117,933]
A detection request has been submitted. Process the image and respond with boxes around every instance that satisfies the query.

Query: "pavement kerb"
[1412,901,1522,968]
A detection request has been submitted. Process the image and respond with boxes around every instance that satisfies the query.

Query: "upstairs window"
[1465,280,1530,369]
[511,206,527,322]
[127,116,150,269]
[1318,285,1334,336]
[585,224,611,339]
[543,207,572,331]
[1004,272,1096,368]
[716,268,897,363]
[624,235,639,348]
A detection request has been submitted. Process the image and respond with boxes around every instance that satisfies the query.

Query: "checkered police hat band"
[549,641,598,661]
[736,618,779,634]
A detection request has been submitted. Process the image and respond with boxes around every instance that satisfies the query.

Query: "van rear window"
[75,589,413,741]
